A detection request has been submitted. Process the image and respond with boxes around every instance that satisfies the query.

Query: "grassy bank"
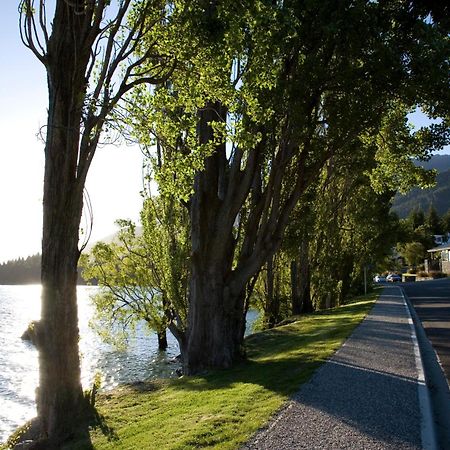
[63,294,376,449]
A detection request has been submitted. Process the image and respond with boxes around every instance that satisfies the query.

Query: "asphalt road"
[401,277,450,383]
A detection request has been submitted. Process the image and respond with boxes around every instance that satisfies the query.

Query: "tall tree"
[182,1,449,374]
[409,207,426,231]
[127,0,449,374]
[19,0,173,444]
[426,205,443,235]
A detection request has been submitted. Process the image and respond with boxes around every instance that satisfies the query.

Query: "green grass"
[64,294,376,450]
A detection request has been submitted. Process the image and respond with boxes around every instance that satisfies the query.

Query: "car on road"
[373,275,386,283]
[386,273,402,282]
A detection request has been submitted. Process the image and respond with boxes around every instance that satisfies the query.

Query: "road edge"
[400,286,450,450]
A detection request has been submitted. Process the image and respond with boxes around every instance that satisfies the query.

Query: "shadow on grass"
[90,409,119,443]
[61,298,375,449]
[61,404,118,449]
[122,301,376,400]
[165,300,376,397]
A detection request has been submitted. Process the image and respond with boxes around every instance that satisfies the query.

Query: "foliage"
[63,296,376,450]
[442,209,450,233]
[45,0,450,375]
[251,252,292,330]
[129,0,450,225]
[397,207,449,268]
[399,242,427,268]
[271,149,403,318]
[394,206,450,269]
[81,195,189,348]
[146,0,449,373]
[426,205,443,235]
[248,150,400,327]
[399,207,439,249]
[308,170,399,308]
[368,106,439,194]
[408,207,426,231]
[140,195,190,336]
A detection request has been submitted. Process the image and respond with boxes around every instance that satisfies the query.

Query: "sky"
[0,3,448,263]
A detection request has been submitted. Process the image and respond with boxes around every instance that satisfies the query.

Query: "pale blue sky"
[0,2,448,263]
[0,2,144,263]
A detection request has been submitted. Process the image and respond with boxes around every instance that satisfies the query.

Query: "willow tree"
[19,0,173,445]
[81,196,190,352]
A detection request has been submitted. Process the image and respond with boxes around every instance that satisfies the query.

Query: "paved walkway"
[243,287,432,450]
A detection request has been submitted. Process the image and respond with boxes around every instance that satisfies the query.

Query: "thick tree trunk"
[39,247,84,444]
[184,101,248,374]
[38,154,85,443]
[184,267,245,374]
[36,2,91,442]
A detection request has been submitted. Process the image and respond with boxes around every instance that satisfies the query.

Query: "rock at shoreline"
[21,321,40,347]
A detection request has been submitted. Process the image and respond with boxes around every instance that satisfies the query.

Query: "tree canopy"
[119,0,450,374]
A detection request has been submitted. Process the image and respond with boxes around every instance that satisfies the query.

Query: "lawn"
[64,294,376,449]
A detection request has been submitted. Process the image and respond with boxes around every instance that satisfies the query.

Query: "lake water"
[0,285,257,442]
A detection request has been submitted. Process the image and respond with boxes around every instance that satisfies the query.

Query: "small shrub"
[417,271,429,278]
[429,271,447,279]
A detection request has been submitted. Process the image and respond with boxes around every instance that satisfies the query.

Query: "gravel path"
[242,287,425,450]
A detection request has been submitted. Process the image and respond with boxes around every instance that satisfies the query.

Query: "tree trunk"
[184,100,248,374]
[299,240,313,313]
[38,149,85,443]
[157,330,168,351]
[184,267,245,374]
[291,259,302,315]
[36,2,91,442]
[264,255,280,328]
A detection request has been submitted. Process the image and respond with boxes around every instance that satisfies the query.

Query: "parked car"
[386,273,402,282]
[373,275,386,283]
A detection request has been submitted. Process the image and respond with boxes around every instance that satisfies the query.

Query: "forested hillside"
[0,254,41,284]
[392,155,450,218]
[0,254,87,285]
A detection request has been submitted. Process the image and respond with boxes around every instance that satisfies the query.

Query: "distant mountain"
[392,155,450,218]
[82,226,143,253]
[415,154,450,173]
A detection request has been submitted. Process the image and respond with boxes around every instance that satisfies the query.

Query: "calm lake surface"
[0,285,257,442]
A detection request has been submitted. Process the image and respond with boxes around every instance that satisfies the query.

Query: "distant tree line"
[395,206,450,269]
[0,254,87,285]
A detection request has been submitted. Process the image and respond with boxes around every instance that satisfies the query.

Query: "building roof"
[427,243,450,253]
